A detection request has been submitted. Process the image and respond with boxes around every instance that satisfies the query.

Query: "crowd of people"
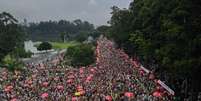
[0,37,174,101]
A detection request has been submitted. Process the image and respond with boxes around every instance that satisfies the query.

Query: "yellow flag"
[75,92,81,96]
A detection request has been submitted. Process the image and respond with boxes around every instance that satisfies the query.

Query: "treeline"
[25,19,98,41]
[0,12,28,71]
[104,0,201,100]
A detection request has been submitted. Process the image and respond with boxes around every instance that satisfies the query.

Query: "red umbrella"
[41,93,49,99]
[67,79,73,83]
[124,92,134,98]
[79,69,84,74]
[72,97,78,101]
[42,82,49,87]
[10,98,18,101]
[153,91,162,97]
[87,76,92,80]
[90,68,95,72]
[4,85,13,92]
[68,75,75,79]
[105,95,112,101]
[57,85,64,90]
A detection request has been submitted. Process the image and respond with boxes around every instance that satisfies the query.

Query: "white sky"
[0,0,131,25]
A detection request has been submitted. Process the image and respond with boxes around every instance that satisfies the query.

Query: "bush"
[2,54,24,71]
[0,12,25,62]
[12,47,32,58]
[37,42,52,51]
[65,44,94,67]
[75,32,89,42]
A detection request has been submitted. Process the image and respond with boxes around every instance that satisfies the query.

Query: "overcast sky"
[0,0,131,25]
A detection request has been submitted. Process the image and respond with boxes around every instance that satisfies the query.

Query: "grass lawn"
[50,41,80,49]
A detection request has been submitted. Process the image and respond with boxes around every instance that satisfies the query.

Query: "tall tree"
[0,12,25,62]
[109,0,201,99]
[26,19,94,41]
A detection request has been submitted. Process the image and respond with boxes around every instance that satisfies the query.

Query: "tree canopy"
[26,19,95,41]
[37,42,52,51]
[0,12,25,62]
[65,44,94,67]
[108,0,201,100]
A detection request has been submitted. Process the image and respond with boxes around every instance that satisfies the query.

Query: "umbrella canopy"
[124,92,134,98]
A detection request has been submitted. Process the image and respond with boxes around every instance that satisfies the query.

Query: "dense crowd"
[0,37,174,101]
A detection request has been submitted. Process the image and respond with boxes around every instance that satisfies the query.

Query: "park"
[0,0,201,100]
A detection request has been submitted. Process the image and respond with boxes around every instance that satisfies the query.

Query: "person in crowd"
[0,37,173,101]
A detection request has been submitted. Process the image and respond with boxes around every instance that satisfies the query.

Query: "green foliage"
[110,0,201,74]
[2,54,24,71]
[37,42,52,51]
[0,12,25,62]
[65,44,94,67]
[96,25,110,36]
[51,41,80,49]
[60,32,70,42]
[75,31,90,42]
[129,31,153,61]
[109,0,201,99]
[60,32,66,42]
[12,47,32,58]
[108,6,133,45]
[26,19,94,41]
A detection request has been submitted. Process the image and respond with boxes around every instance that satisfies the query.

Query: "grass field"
[50,41,80,49]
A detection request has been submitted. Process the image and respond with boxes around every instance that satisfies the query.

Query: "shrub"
[12,47,32,58]
[37,42,52,51]
[2,54,24,71]
[65,44,94,67]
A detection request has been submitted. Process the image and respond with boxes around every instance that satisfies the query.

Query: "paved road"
[22,49,66,64]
